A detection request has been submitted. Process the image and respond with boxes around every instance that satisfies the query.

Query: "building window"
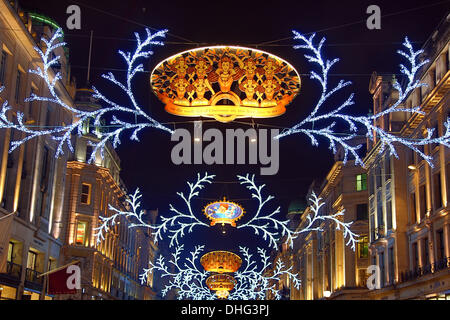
[412,242,419,270]
[433,173,442,210]
[388,247,395,284]
[14,69,22,104]
[384,155,391,179]
[0,51,7,84]
[386,200,393,230]
[356,174,367,191]
[75,221,88,246]
[423,237,429,267]
[81,183,91,205]
[419,185,427,220]
[410,192,417,224]
[27,251,37,270]
[356,203,368,220]
[436,229,445,261]
[357,236,369,258]
[379,252,385,287]
[7,242,14,263]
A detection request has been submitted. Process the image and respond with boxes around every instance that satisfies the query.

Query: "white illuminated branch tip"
[140,245,214,300]
[237,174,290,250]
[156,172,214,247]
[230,246,301,300]
[276,31,450,167]
[144,245,301,300]
[299,191,359,251]
[0,28,172,162]
[94,172,214,247]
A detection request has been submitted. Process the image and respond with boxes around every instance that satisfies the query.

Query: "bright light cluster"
[276,31,450,167]
[95,172,359,253]
[140,245,300,300]
[0,28,172,162]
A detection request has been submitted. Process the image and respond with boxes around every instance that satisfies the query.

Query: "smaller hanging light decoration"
[206,274,237,299]
[203,198,245,227]
[200,251,242,273]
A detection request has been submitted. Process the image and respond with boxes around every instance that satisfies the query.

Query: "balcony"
[399,257,449,283]
[0,261,22,286]
[24,268,43,291]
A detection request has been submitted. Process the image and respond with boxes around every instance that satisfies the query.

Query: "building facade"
[0,0,76,300]
[290,151,370,300]
[364,15,450,300]
[58,88,157,300]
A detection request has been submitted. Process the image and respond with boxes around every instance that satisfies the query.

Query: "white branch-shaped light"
[0,28,172,161]
[237,174,290,250]
[145,245,300,300]
[276,31,450,167]
[230,247,301,300]
[94,172,214,247]
[140,244,214,300]
[297,191,359,251]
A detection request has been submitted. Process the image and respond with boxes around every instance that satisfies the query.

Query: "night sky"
[18,0,450,254]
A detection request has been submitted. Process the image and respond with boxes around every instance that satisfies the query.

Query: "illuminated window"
[81,183,91,205]
[75,221,88,246]
[7,242,14,262]
[356,174,367,191]
[27,251,37,270]
[0,51,7,85]
[15,69,22,104]
[357,236,369,258]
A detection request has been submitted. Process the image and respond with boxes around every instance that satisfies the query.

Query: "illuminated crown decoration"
[205,274,237,299]
[203,198,245,227]
[200,251,242,273]
[151,46,301,122]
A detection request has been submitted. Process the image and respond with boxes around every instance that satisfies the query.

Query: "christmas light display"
[141,245,300,300]
[94,172,214,247]
[276,31,450,167]
[237,174,359,250]
[0,28,172,162]
[140,244,215,300]
[95,172,358,251]
[229,246,301,300]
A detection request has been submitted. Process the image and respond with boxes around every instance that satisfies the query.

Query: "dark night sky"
[18,0,450,253]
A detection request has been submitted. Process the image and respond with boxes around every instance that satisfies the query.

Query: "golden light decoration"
[151,46,301,122]
[200,251,242,273]
[203,198,245,227]
[205,274,237,299]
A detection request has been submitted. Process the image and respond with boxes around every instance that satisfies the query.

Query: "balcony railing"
[4,261,22,278]
[400,257,449,283]
[24,268,43,291]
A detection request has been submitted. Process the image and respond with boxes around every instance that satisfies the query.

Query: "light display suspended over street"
[95,172,359,251]
[151,46,301,122]
[203,199,245,227]
[140,245,300,300]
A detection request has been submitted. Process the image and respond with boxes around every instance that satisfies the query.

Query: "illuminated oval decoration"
[204,199,244,227]
[151,46,301,122]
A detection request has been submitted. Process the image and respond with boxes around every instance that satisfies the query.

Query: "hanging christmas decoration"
[151,46,301,122]
[200,251,242,273]
[276,31,450,167]
[203,198,245,227]
[0,28,172,162]
[205,274,237,299]
[141,245,300,300]
[95,172,359,251]
[236,174,359,250]
[94,172,214,247]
